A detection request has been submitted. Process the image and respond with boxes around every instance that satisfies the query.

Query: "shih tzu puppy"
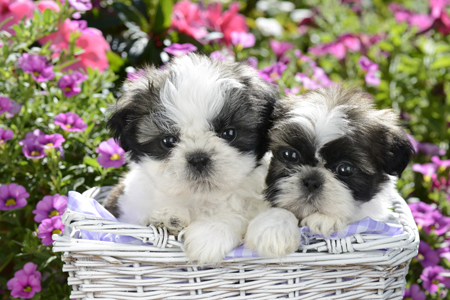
[245,86,414,257]
[104,54,277,264]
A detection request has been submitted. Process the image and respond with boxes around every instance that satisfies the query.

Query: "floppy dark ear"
[107,100,137,152]
[383,130,415,177]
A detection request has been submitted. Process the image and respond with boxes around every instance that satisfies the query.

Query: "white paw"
[300,213,348,237]
[244,208,300,258]
[183,220,242,265]
[144,207,191,236]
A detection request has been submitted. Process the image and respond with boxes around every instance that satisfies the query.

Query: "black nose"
[303,177,322,193]
[188,154,210,173]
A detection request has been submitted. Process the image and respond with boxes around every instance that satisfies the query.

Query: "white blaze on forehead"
[289,100,350,149]
[159,55,243,131]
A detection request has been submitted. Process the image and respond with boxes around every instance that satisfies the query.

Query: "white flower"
[290,9,314,23]
[255,17,283,37]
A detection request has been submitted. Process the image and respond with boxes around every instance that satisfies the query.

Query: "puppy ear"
[382,129,415,177]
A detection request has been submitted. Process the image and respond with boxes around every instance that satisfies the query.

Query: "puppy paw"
[300,213,348,237]
[144,207,191,236]
[244,208,300,258]
[183,220,242,265]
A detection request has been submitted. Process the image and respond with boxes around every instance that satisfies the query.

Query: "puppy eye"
[279,148,300,163]
[336,163,356,177]
[221,127,237,142]
[161,136,179,149]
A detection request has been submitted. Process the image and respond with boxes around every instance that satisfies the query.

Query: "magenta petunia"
[96,138,126,168]
[21,139,46,159]
[164,43,197,56]
[417,241,440,268]
[285,87,301,95]
[412,163,438,180]
[231,31,256,48]
[364,71,381,86]
[0,183,29,211]
[54,112,87,132]
[312,66,332,87]
[358,56,378,72]
[246,56,258,69]
[210,51,228,61]
[421,266,450,293]
[37,216,65,245]
[0,96,12,115]
[270,40,293,60]
[36,133,65,149]
[17,53,55,82]
[258,62,287,84]
[68,0,92,11]
[127,69,146,81]
[33,194,68,223]
[408,201,436,227]
[294,49,317,67]
[431,156,450,170]
[6,262,41,299]
[5,99,21,118]
[296,73,320,90]
[423,211,450,235]
[58,71,88,97]
[407,134,446,156]
[0,128,13,144]
[402,284,426,300]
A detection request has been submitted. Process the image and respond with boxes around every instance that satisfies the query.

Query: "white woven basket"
[53,186,419,300]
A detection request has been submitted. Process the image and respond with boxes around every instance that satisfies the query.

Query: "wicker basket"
[53,186,419,300]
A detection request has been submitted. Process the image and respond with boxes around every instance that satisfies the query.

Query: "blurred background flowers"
[0,0,449,299]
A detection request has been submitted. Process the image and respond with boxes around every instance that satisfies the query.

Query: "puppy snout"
[303,177,322,193]
[188,153,210,173]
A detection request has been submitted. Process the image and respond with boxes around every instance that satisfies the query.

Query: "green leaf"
[153,0,173,34]
[83,157,100,168]
[106,51,125,73]
[378,40,394,52]
[431,56,450,70]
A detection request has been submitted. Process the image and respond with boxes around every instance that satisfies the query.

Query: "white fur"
[244,207,300,258]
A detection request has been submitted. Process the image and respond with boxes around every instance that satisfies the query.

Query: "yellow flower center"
[52,229,62,235]
[405,298,412,300]
[110,153,121,160]
[65,87,72,92]
[417,225,422,230]
[417,254,424,260]
[432,279,439,285]
[31,150,40,156]
[0,139,4,144]
[65,124,72,129]
[5,198,16,206]
[439,165,446,173]
[33,71,40,77]
[49,209,59,217]
[270,72,279,79]
[424,175,431,182]
[23,286,32,292]
[46,143,54,147]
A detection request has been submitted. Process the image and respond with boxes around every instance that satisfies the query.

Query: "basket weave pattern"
[53,187,419,299]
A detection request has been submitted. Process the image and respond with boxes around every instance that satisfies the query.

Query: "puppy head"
[108,54,277,197]
[265,86,414,220]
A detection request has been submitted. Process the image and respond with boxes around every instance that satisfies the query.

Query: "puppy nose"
[188,154,210,173]
[303,178,322,193]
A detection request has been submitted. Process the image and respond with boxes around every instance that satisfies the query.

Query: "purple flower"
[210,51,228,61]
[96,138,126,168]
[312,66,332,87]
[269,40,293,60]
[364,71,381,86]
[58,71,88,97]
[32,194,68,223]
[285,87,301,95]
[127,69,146,81]
[0,183,29,211]
[296,73,320,90]
[408,202,436,228]
[231,31,256,48]
[294,49,316,67]
[21,139,46,159]
[417,241,440,268]
[358,56,378,72]
[423,211,450,235]
[412,163,438,181]
[403,284,426,300]
[0,96,12,115]
[164,43,197,56]
[17,53,55,82]
[68,0,92,11]
[37,216,65,245]
[339,34,361,52]
[54,112,87,132]
[36,134,65,149]
[420,266,450,293]
[6,262,41,299]
[407,134,445,156]
[258,62,287,84]
[389,3,435,32]
[5,99,21,118]
[246,56,258,68]
[431,156,450,171]
[0,128,13,144]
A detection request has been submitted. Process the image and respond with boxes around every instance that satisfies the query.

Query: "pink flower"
[127,69,146,81]
[423,211,450,235]
[421,266,450,293]
[0,96,12,115]
[269,40,294,60]
[171,0,208,40]
[39,19,110,71]
[6,262,41,299]
[296,73,320,90]
[68,0,92,11]
[246,56,258,68]
[407,134,446,156]
[0,128,13,144]
[285,87,301,95]
[54,112,87,132]
[0,0,34,35]
[417,241,440,268]
[20,129,45,145]
[412,162,438,179]
[403,284,426,300]
[431,156,450,170]
[58,71,88,97]
[294,49,316,67]
[339,34,361,52]
[409,201,437,228]
[258,62,287,84]
[96,138,126,168]
[17,53,55,82]
[5,99,21,118]
[36,133,65,149]
[21,139,47,159]
[33,194,68,223]
[164,43,197,56]
[210,50,228,61]
[36,0,60,12]
[0,183,29,211]
[231,31,255,48]
[37,216,65,245]
[309,34,364,60]
[358,56,378,72]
